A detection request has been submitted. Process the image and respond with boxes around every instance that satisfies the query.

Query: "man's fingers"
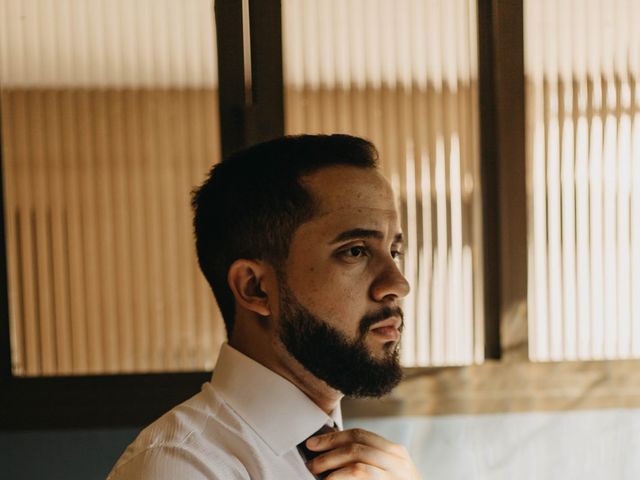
[307,443,393,475]
[307,428,403,457]
[304,428,419,479]
[325,462,385,479]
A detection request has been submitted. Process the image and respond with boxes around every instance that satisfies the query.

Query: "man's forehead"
[314,206,398,221]
[307,206,403,240]
[299,165,402,237]
[302,165,395,208]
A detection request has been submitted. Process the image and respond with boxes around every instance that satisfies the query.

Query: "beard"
[276,277,404,398]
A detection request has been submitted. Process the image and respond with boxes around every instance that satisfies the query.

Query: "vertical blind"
[1,0,224,376]
[525,0,640,361]
[283,0,484,366]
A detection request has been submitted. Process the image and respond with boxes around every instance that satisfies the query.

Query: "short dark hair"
[191,134,379,336]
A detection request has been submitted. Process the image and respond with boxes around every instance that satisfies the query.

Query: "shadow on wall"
[0,428,139,480]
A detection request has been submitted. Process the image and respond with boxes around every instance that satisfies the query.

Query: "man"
[108,134,421,479]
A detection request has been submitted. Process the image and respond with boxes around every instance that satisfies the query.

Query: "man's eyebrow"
[329,228,404,244]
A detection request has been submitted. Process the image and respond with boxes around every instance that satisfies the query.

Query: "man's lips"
[369,317,402,341]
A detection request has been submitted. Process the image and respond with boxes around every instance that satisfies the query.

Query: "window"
[525,0,640,361]
[0,0,224,376]
[282,0,484,366]
[8,0,635,429]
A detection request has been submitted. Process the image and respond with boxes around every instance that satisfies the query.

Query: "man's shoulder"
[106,442,249,480]
[107,384,251,480]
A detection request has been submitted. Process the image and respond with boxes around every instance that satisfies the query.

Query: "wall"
[353,409,640,480]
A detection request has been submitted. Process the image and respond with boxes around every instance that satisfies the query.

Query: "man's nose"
[370,257,411,302]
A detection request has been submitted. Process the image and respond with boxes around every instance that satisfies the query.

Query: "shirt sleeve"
[107,444,250,480]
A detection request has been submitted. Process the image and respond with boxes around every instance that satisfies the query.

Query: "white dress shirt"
[107,343,343,480]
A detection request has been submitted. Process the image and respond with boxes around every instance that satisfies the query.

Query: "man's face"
[275,165,410,397]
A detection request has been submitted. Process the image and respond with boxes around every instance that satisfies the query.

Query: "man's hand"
[304,428,421,479]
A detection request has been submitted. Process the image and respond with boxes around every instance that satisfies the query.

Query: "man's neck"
[229,335,343,416]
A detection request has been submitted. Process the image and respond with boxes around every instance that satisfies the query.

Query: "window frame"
[477,0,527,359]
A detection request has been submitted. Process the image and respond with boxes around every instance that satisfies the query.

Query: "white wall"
[347,409,640,480]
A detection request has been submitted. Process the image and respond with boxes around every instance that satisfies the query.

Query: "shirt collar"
[210,343,343,456]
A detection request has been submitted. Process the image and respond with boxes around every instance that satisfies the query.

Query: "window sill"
[343,358,640,418]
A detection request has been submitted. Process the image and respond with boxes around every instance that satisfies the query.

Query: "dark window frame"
[0,0,515,430]
[478,0,526,359]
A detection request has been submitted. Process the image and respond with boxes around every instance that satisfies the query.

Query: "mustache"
[358,305,404,337]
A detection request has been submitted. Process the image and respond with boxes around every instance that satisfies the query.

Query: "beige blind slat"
[1,93,25,373]
[60,90,89,373]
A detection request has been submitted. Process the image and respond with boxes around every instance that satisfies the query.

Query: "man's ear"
[227,259,272,317]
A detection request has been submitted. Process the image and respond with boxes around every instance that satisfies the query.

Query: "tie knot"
[298,424,338,479]
[297,423,338,467]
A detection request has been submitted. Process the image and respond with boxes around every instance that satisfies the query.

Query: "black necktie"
[297,423,338,479]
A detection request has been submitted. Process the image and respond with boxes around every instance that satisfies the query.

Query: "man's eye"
[391,250,404,260]
[346,246,368,257]
[337,245,369,261]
